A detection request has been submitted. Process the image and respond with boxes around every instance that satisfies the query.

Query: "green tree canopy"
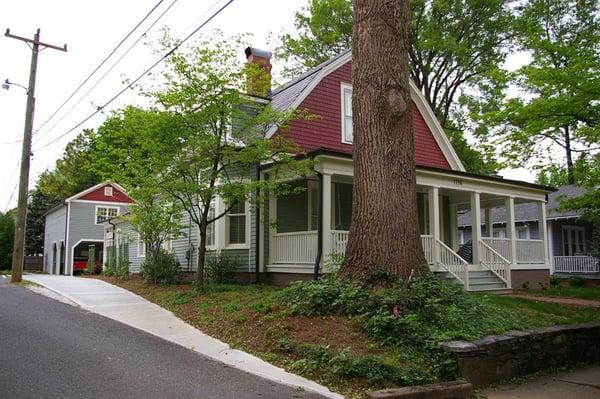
[477,0,600,184]
[0,212,15,270]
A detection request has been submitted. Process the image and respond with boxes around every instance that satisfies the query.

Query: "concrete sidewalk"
[482,365,600,398]
[23,274,342,399]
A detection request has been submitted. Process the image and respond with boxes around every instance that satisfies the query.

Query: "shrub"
[549,275,561,287]
[103,246,117,276]
[204,251,239,284]
[140,249,180,284]
[569,275,585,287]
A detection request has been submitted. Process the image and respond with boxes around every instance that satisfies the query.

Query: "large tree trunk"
[340,0,427,282]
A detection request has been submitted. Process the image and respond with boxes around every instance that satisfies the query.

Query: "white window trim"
[562,225,586,256]
[225,200,250,249]
[94,205,120,225]
[340,82,353,144]
[104,186,113,197]
[205,202,217,250]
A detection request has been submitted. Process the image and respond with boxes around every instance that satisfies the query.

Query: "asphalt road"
[0,278,324,399]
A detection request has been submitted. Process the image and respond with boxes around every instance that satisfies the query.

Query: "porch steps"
[435,270,510,292]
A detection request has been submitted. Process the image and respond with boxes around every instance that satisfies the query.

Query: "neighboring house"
[43,182,133,275]
[458,185,599,279]
[102,48,555,291]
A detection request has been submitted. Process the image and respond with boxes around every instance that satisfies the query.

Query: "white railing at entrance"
[331,230,349,254]
[478,240,510,287]
[516,239,544,263]
[554,256,599,273]
[481,237,511,261]
[272,231,318,264]
[437,239,469,288]
[420,235,435,265]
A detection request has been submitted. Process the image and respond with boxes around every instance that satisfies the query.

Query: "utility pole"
[5,29,67,283]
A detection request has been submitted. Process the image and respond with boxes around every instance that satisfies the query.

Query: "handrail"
[437,239,469,289]
[479,240,510,287]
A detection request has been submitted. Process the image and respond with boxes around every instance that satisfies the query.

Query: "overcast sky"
[1,0,535,212]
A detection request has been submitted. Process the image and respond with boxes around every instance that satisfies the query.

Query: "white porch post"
[470,192,481,265]
[268,190,277,265]
[428,187,440,266]
[484,207,493,238]
[538,201,550,267]
[505,197,517,265]
[449,204,458,251]
[321,173,332,265]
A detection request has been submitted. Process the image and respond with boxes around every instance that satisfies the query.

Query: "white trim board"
[65,181,130,202]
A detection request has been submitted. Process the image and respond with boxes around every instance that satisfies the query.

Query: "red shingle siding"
[278,61,451,169]
[78,184,133,203]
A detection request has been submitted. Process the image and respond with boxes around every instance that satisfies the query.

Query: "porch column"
[505,196,517,264]
[321,173,332,263]
[268,190,277,265]
[484,207,493,238]
[449,204,458,251]
[470,192,481,264]
[428,187,440,265]
[538,201,550,266]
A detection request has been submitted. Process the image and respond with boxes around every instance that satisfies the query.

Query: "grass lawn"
[519,285,600,301]
[97,276,600,398]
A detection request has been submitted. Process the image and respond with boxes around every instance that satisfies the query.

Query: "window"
[104,186,113,196]
[137,234,146,257]
[517,226,530,240]
[227,202,246,245]
[492,227,506,238]
[562,225,586,256]
[341,83,353,143]
[458,230,466,245]
[308,180,318,230]
[96,206,119,224]
[206,204,215,247]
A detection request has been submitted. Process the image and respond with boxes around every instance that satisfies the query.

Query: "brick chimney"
[245,47,272,97]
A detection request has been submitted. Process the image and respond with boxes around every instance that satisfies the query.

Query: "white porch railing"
[481,237,510,261]
[554,256,599,274]
[421,235,435,265]
[479,240,511,287]
[272,231,318,264]
[437,239,469,288]
[331,230,349,254]
[516,239,544,263]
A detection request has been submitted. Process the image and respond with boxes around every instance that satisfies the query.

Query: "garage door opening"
[72,241,104,274]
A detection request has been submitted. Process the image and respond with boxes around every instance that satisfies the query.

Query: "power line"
[3,159,20,211]
[32,0,166,136]
[34,0,180,143]
[0,139,22,145]
[34,0,235,151]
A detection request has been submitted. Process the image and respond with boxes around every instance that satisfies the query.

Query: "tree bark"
[196,222,207,285]
[564,126,575,185]
[340,0,427,282]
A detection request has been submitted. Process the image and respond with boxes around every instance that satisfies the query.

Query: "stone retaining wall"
[441,322,600,387]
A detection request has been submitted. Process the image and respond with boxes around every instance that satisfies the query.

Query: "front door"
[59,242,65,275]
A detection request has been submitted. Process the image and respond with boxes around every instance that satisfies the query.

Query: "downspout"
[254,163,261,283]
[313,172,323,280]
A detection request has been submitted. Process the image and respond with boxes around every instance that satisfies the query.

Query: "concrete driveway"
[19,274,341,398]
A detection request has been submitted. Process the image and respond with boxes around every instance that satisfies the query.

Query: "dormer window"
[341,83,353,143]
[104,186,113,197]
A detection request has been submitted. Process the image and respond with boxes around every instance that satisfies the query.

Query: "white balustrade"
[554,256,599,273]
[478,240,510,287]
[272,231,318,264]
[331,230,349,255]
[420,235,435,265]
[482,237,511,261]
[516,239,544,263]
[437,239,469,288]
